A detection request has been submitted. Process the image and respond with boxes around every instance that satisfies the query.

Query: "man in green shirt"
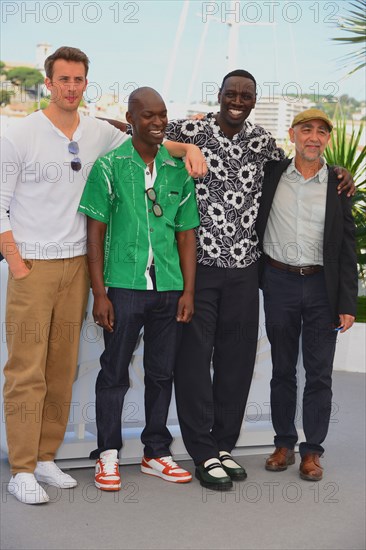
[78,87,200,490]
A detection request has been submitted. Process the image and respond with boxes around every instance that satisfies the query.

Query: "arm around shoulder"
[165,141,207,178]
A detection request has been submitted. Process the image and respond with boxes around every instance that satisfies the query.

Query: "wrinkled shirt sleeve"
[0,136,20,234]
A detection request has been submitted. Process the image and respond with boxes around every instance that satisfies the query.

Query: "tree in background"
[328,0,366,291]
[332,0,366,76]
[324,117,366,282]
[6,67,43,88]
[0,90,12,105]
[0,61,12,105]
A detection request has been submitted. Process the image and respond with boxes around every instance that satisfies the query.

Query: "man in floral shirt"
[165,69,285,490]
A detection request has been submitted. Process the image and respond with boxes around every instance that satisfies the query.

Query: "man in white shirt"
[0,46,205,504]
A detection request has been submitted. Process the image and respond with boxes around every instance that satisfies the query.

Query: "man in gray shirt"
[256,109,358,481]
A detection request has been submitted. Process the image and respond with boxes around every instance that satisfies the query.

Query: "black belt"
[266,256,323,276]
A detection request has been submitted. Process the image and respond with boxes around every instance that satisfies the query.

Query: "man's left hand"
[176,292,194,323]
[337,313,355,333]
[334,167,355,197]
[184,144,208,178]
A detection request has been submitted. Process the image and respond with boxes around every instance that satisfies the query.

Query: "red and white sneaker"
[95,450,121,491]
[141,456,192,483]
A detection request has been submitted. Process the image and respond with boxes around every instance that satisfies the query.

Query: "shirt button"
[146,170,150,175]
[150,228,154,233]
[148,208,152,213]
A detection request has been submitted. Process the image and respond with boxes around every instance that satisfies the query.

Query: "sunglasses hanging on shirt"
[68,141,82,172]
[146,187,163,217]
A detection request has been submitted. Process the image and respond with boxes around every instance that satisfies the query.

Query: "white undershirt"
[144,161,157,289]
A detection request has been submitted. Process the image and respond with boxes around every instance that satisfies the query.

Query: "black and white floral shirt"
[165,113,285,269]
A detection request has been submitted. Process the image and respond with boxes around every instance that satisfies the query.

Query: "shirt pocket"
[310,203,326,227]
[167,189,180,205]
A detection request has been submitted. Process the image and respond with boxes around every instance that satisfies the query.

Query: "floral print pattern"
[166,113,285,268]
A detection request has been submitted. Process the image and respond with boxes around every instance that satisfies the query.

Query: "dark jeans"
[89,287,181,460]
[174,262,259,465]
[263,264,337,457]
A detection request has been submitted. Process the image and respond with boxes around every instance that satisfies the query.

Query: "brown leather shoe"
[299,453,323,481]
[265,447,295,471]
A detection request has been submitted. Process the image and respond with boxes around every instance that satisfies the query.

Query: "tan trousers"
[3,256,90,474]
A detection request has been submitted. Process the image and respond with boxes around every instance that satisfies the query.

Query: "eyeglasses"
[68,141,82,172]
[146,187,163,217]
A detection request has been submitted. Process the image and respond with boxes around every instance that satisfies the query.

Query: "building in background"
[35,43,52,76]
[248,96,313,143]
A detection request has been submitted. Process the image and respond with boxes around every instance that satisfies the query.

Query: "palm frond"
[324,115,366,280]
[332,0,366,76]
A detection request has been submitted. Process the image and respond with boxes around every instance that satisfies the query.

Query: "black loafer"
[219,453,247,481]
[195,461,233,491]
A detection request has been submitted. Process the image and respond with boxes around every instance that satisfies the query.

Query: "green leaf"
[331,0,366,76]
[324,114,366,281]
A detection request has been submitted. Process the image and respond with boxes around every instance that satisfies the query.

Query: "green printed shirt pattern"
[78,138,200,291]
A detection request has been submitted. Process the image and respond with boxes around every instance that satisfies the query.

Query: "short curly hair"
[220,70,256,92]
[44,46,90,79]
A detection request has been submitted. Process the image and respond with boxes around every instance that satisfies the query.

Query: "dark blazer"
[256,159,358,323]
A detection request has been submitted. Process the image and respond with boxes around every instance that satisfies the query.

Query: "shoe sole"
[9,493,49,504]
[265,456,295,472]
[95,480,121,491]
[141,466,192,483]
[299,472,323,481]
[35,475,77,489]
[195,470,233,491]
[8,488,49,504]
[13,497,49,504]
[221,463,247,481]
[225,472,247,481]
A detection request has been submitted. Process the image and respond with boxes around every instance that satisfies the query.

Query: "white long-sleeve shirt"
[1,110,127,259]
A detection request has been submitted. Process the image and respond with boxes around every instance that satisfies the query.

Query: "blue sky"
[1,0,365,104]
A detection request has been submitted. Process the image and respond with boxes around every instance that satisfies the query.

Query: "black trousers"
[262,264,337,457]
[174,262,259,465]
[89,287,181,460]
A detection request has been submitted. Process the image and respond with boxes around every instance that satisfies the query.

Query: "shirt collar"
[286,157,328,184]
[115,137,178,171]
[207,112,249,141]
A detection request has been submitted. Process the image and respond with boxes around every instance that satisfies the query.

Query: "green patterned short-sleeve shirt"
[78,138,200,291]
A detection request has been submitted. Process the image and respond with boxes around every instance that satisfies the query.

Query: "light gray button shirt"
[263,158,328,266]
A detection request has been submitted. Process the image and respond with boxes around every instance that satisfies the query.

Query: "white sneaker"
[95,449,121,491]
[34,461,77,488]
[8,473,49,505]
[141,455,192,483]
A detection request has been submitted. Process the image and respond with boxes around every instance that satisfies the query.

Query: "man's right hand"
[93,294,115,332]
[11,260,31,280]
[1,231,32,280]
